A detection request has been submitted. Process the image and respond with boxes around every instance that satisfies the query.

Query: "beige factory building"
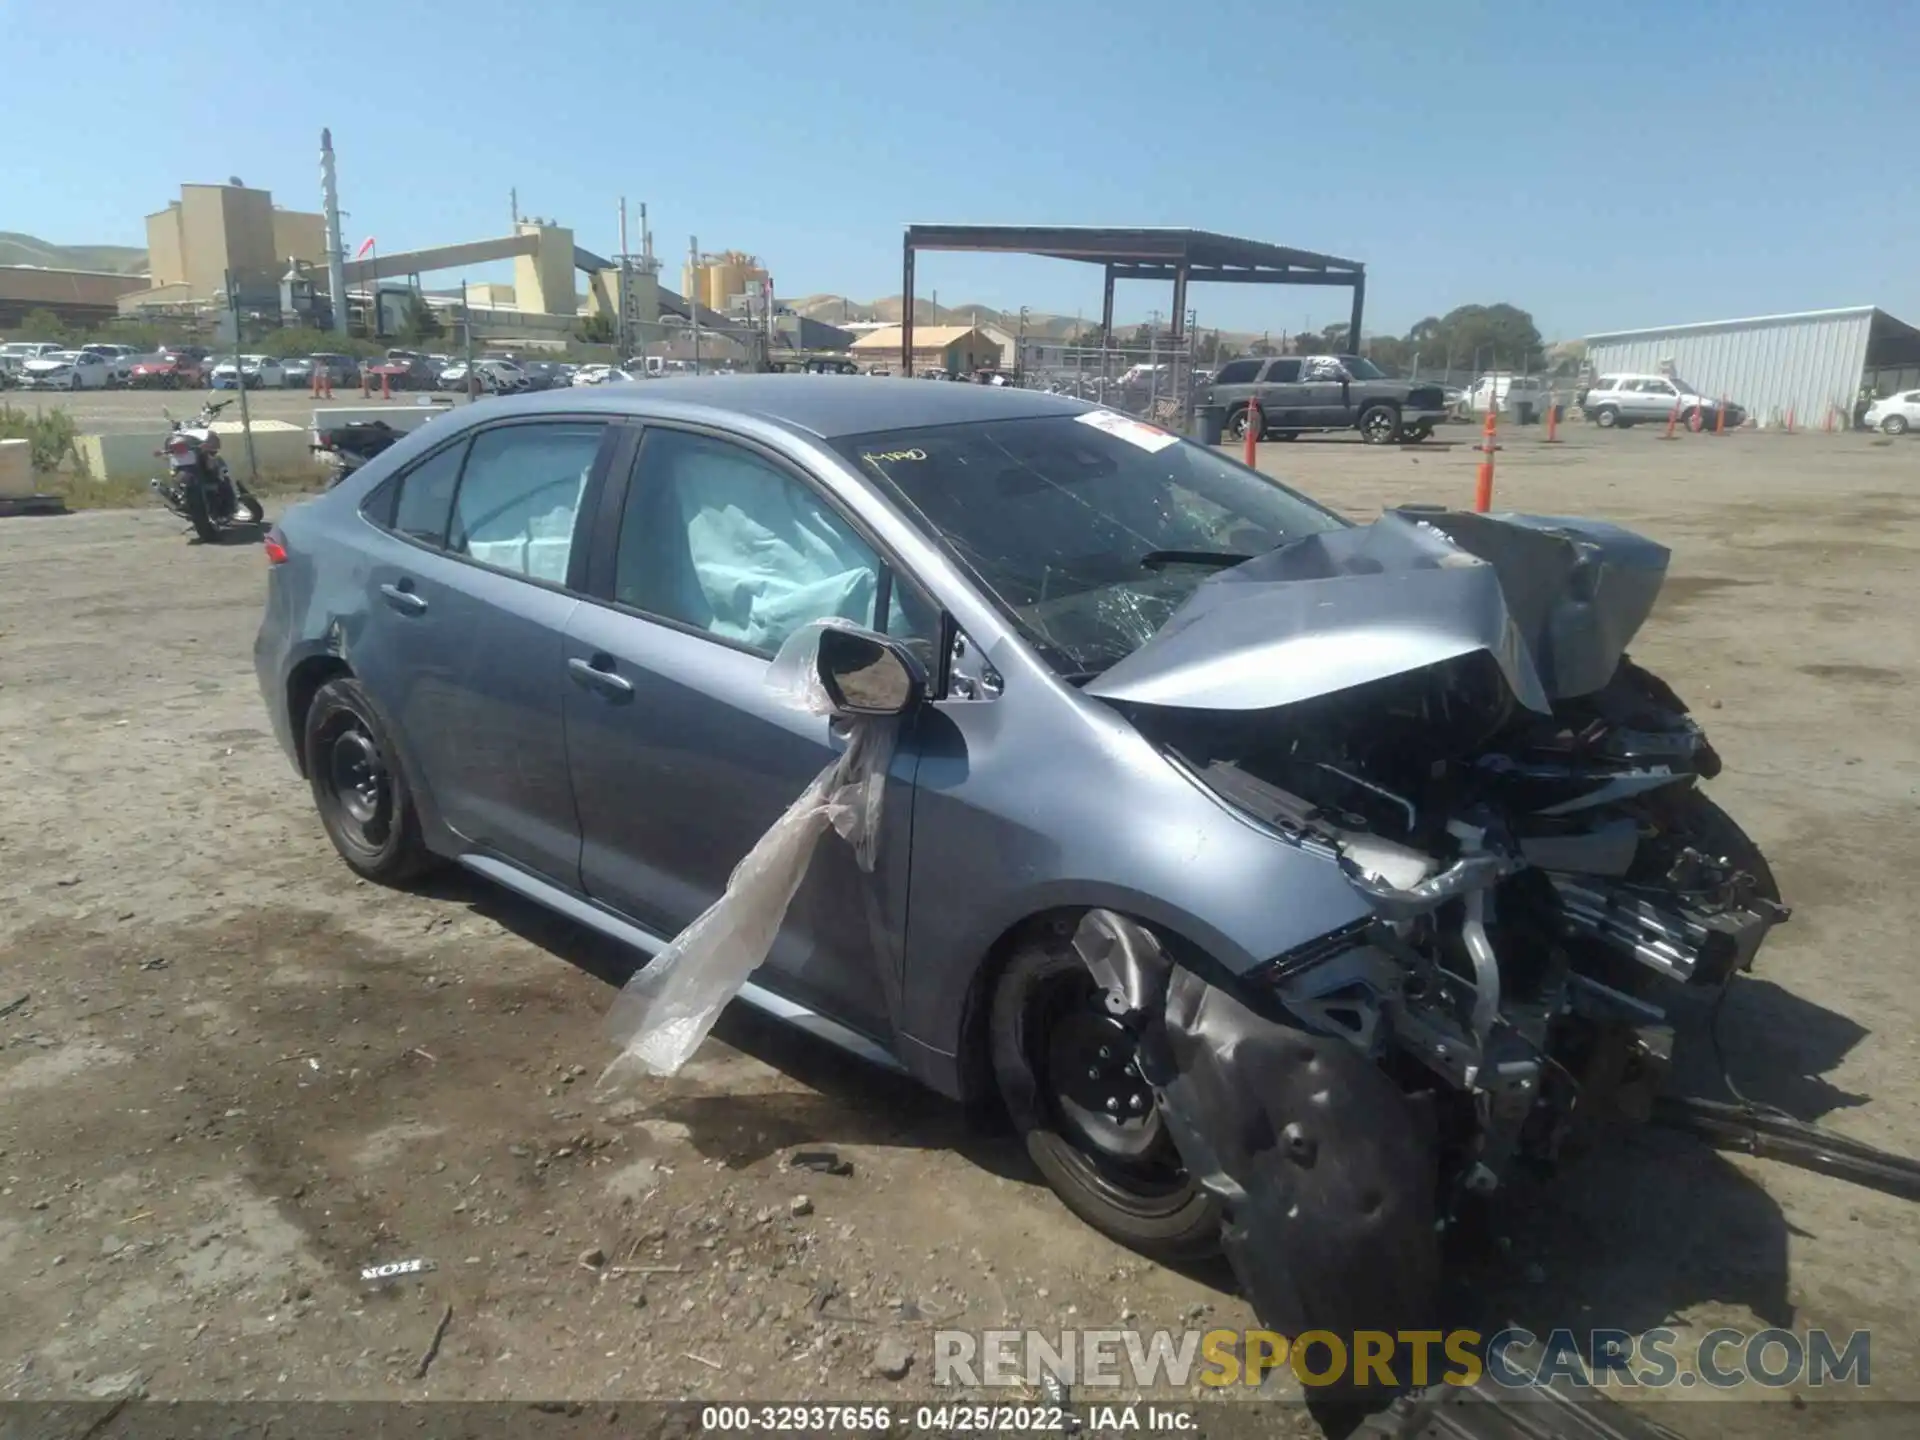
[137,182,328,308]
[683,250,768,313]
[850,325,1003,376]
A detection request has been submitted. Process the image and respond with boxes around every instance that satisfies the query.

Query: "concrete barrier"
[77,420,319,484]
[0,438,32,498]
[210,420,312,473]
[313,399,457,437]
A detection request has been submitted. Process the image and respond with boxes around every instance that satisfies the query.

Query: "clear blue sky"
[6,0,1914,341]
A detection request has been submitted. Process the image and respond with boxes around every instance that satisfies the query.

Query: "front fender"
[1144,964,1442,1341]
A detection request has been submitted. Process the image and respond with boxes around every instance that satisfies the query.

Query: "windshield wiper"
[1136,549,1254,571]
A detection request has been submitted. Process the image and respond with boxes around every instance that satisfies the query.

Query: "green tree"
[576,312,616,345]
[1418,303,1542,374]
[395,295,444,346]
[16,308,69,343]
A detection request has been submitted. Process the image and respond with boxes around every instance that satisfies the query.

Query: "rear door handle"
[568,655,634,700]
[379,582,427,615]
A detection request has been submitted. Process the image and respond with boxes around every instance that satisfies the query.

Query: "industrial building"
[682,250,769,315]
[850,324,1001,375]
[134,181,328,313]
[1585,306,1920,427]
[0,265,147,328]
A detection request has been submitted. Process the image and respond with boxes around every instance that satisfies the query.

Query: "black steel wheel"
[990,936,1221,1258]
[303,677,433,884]
[1359,403,1401,444]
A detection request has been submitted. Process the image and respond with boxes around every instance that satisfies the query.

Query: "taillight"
[263,528,289,565]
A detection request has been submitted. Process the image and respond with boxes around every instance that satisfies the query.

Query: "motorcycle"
[313,418,403,488]
[148,397,266,542]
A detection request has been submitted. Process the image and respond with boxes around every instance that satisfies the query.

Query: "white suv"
[1581,373,1742,430]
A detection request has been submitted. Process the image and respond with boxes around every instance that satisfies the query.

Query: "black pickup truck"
[1202,354,1449,444]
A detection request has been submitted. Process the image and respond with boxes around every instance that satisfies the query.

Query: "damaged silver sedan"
[258,377,1785,1340]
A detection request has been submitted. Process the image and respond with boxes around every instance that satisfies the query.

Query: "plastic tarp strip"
[601,620,898,1079]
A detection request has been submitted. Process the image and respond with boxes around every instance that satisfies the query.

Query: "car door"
[1296,355,1351,426]
[351,417,617,882]
[561,423,941,1043]
[1254,357,1307,427]
[1630,378,1677,421]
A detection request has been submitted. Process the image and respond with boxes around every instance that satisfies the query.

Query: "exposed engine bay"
[1073,505,1792,1338]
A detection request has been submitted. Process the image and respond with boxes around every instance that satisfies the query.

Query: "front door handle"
[568,655,634,700]
[379,582,427,615]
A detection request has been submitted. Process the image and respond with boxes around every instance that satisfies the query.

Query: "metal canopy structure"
[899,224,1367,375]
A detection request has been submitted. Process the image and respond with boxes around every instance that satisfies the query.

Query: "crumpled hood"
[1084,506,1670,713]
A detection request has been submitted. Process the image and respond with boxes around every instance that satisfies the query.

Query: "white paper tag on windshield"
[1075,408,1179,453]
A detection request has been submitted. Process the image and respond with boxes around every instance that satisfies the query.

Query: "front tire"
[990,937,1222,1259]
[1592,404,1621,429]
[1358,402,1401,444]
[1884,415,1909,435]
[304,677,434,884]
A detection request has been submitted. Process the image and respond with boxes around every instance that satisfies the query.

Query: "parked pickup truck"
[1202,354,1449,444]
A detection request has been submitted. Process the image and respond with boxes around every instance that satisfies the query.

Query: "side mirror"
[816,626,925,717]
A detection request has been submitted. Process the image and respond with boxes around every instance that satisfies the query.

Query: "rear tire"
[1884,415,1909,435]
[304,677,434,884]
[1224,406,1255,442]
[990,937,1222,1259]
[181,481,220,543]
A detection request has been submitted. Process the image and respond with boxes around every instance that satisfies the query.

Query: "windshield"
[835,412,1347,678]
[1341,356,1385,380]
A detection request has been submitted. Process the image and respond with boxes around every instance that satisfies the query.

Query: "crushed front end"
[1078,506,1789,1338]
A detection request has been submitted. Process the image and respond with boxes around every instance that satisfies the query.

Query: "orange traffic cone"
[1475,406,1498,511]
[1243,402,1262,466]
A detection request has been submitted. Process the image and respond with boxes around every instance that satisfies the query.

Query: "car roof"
[446,373,1094,438]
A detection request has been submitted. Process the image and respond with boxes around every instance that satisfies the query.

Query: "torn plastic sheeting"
[1072,910,1442,1340]
[602,620,899,1079]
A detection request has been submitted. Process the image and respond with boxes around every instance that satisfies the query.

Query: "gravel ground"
[0,420,1915,1433]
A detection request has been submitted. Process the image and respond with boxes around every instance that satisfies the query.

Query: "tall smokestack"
[320,128,348,336]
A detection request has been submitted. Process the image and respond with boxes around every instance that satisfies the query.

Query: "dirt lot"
[1,421,1916,1431]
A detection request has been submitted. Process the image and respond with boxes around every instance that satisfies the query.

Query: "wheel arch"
[950,902,1232,1107]
[286,654,354,778]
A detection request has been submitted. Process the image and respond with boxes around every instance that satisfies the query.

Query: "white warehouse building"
[1585,306,1920,428]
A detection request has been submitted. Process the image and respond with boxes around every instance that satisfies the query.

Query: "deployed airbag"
[669,448,880,652]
